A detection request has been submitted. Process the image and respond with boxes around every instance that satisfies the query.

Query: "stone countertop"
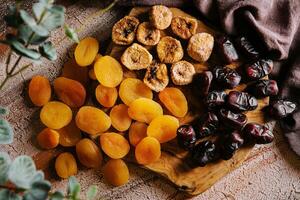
[0,1,300,199]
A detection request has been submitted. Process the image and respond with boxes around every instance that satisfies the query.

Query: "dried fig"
[150,5,172,30]
[187,33,214,62]
[144,61,169,92]
[112,16,139,45]
[136,22,160,46]
[157,36,183,64]
[171,16,198,39]
[170,60,195,85]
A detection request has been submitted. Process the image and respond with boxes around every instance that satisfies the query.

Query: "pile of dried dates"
[177,35,297,167]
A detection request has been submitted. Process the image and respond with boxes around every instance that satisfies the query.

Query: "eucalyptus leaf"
[49,191,64,200]
[0,189,22,200]
[31,25,49,37]
[39,41,57,60]
[0,106,8,116]
[20,10,36,27]
[33,2,47,19]
[18,25,48,45]
[0,119,13,144]
[0,152,11,184]
[86,185,97,200]
[64,25,79,43]
[23,180,51,200]
[68,176,80,199]
[4,5,22,28]
[20,10,49,37]
[8,155,36,189]
[41,6,65,31]
[30,170,45,184]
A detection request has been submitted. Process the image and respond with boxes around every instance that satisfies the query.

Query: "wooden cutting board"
[107,7,269,196]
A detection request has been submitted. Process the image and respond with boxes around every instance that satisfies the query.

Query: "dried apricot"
[95,84,118,108]
[94,56,123,87]
[135,136,161,165]
[110,104,132,132]
[147,115,179,143]
[76,138,103,168]
[75,106,111,135]
[40,101,72,129]
[55,152,78,179]
[37,128,59,149]
[57,120,82,147]
[119,78,153,106]
[100,132,130,159]
[128,98,163,124]
[61,58,89,86]
[28,75,51,106]
[75,37,99,67]
[53,77,86,108]
[158,87,188,118]
[103,159,129,187]
[129,122,148,146]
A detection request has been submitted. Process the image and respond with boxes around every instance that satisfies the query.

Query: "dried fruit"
[136,22,160,46]
[157,36,183,63]
[171,16,198,39]
[246,80,279,98]
[37,128,60,149]
[95,84,118,108]
[267,99,297,119]
[129,122,148,146]
[55,152,78,179]
[147,115,179,143]
[61,59,89,86]
[40,101,72,129]
[177,125,196,150]
[110,104,132,132]
[89,69,97,80]
[76,138,103,168]
[235,36,260,60]
[53,77,86,108]
[75,37,99,67]
[135,136,161,165]
[221,131,244,160]
[170,60,195,85]
[94,55,123,87]
[112,16,139,45]
[100,132,130,159]
[128,98,163,123]
[244,59,273,80]
[143,61,169,92]
[214,35,239,63]
[75,106,111,134]
[191,141,219,167]
[187,33,214,62]
[192,71,213,97]
[193,112,219,139]
[206,91,227,109]
[57,120,82,147]
[213,66,241,89]
[227,91,258,112]
[242,123,274,144]
[158,87,188,118]
[28,75,51,106]
[218,109,247,130]
[121,43,153,70]
[119,78,153,106]
[150,5,172,30]
[103,159,129,187]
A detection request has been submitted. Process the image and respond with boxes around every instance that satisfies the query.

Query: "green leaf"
[49,191,64,200]
[0,106,8,116]
[0,189,22,200]
[39,41,57,60]
[17,25,47,45]
[20,10,36,27]
[33,2,47,20]
[0,119,13,144]
[0,152,11,184]
[20,10,49,37]
[68,176,80,199]
[86,185,97,200]
[23,180,51,200]
[64,25,79,43]
[4,5,22,28]
[30,170,45,185]
[8,155,36,189]
[41,6,65,31]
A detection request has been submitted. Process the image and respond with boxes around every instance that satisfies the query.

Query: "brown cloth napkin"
[118,0,300,156]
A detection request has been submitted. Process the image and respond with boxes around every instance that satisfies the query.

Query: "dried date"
[246,80,278,98]
[177,125,197,150]
[242,123,274,144]
[192,112,219,139]
[266,99,297,119]
[206,91,227,109]
[235,36,260,60]
[221,131,244,160]
[192,71,213,97]
[215,35,239,64]
[227,91,258,112]
[190,140,219,167]
[244,59,273,80]
[213,66,241,89]
[218,108,248,130]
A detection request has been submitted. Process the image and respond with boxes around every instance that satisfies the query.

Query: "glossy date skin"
[218,108,248,130]
[215,35,239,64]
[190,140,219,167]
[206,91,227,109]
[193,112,219,139]
[244,59,273,80]
[177,125,197,150]
[192,71,213,97]
[213,66,241,89]
[267,99,297,119]
[221,131,244,160]
[227,91,258,112]
[235,36,260,60]
[246,79,278,98]
[242,123,274,144]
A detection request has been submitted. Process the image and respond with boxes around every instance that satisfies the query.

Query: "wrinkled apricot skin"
[57,120,82,147]
[55,152,78,179]
[95,84,118,108]
[100,132,130,159]
[75,106,111,135]
[103,159,129,187]
[158,87,188,118]
[54,77,86,108]
[75,37,99,67]
[129,122,148,146]
[119,78,153,106]
[135,137,161,165]
[76,138,103,168]
[40,101,72,129]
[110,104,132,131]
[28,75,51,106]
[147,115,179,143]
[128,98,163,124]
[37,128,60,149]
[61,59,89,86]
[94,56,123,87]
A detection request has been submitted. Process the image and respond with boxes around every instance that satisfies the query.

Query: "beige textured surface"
[0,1,300,199]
